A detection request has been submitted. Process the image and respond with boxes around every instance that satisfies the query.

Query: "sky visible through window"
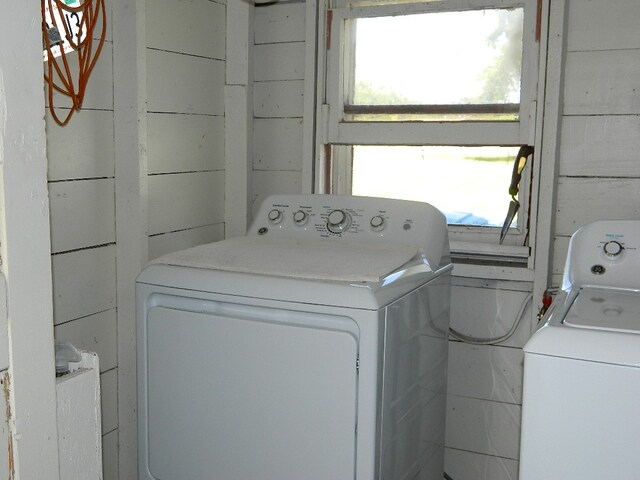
[353,8,523,105]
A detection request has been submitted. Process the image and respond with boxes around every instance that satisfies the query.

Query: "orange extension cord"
[42,0,106,126]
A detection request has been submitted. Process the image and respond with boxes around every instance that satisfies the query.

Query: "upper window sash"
[322,0,540,146]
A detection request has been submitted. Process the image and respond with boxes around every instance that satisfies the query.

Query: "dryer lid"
[148,236,421,283]
[564,287,640,334]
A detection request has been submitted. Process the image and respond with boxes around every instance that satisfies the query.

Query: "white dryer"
[519,220,640,479]
[137,194,452,480]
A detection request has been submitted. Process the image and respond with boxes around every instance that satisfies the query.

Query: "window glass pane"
[351,8,524,117]
[351,145,520,227]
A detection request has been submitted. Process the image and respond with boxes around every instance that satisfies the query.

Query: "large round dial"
[326,209,351,234]
[603,240,623,257]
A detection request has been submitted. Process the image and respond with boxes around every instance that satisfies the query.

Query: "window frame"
[314,0,544,260]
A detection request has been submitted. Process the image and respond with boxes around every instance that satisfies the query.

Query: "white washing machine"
[519,220,640,479]
[137,194,452,480]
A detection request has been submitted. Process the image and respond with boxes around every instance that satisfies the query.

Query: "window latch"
[499,145,534,244]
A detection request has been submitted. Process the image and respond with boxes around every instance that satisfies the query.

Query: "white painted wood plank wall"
[45,1,118,473]
[552,0,640,287]
[146,0,226,259]
[46,2,228,478]
[252,2,306,216]
[444,278,532,480]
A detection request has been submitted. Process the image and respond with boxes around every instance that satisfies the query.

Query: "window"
[315,0,543,258]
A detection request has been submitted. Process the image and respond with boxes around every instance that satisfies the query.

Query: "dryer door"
[140,295,360,480]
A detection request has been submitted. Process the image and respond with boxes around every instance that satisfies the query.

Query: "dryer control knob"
[370,215,385,231]
[268,209,283,224]
[327,209,351,234]
[603,240,623,257]
[293,210,308,225]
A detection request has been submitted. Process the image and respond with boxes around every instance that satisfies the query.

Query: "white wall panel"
[559,115,640,177]
[147,0,225,59]
[100,368,118,435]
[254,80,305,118]
[101,428,118,480]
[566,0,640,52]
[564,49,640,115]
[446,395,521,460]
[254,3,306,44]
[254,42,306,81]
[54,309,117,372]
[555,177,640,236]
[45,41,114,111]
[552,235,571,276]
[450,283,534,349]
[445,448,518,480]
[148,171,225,235]
[49,179,115,253]
[148,223,225,260]
[253,118,304,170]
[147,50,224,115]
[148,113,224,174]
[447,342,524,405]
[251,170,302,216]
[51,245,117,325]
[46,109,115,181]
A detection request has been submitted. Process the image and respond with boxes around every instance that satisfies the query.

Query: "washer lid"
[564,287,640,334]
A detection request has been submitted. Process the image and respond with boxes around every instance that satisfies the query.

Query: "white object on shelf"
[56,350,103,480]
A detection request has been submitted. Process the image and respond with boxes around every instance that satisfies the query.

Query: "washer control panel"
[563,220,640,290]
[248,194,450,268]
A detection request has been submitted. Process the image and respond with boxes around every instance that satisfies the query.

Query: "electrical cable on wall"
[42,0,107,126]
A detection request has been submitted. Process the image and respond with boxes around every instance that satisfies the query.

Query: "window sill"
[451,262,534,281]
[450,241,533,281]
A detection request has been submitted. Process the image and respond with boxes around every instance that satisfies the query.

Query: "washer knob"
[603,240,623,257]
[327,209,351,234]
[293,210,308,225]
[268,209,283,224]
[370,215,385,231]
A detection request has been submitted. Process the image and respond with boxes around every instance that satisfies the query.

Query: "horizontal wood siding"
[51,245,117,326]
[553,0,640,289]
[147,114,225,174]
[49,179,116,253]
[47,110,115,181]
[559,115,640,177]
[45,7,118,475]
[563,50,640,116]
[253,2,306,215]
[147,51,225,115]
[146,0,226,258]
[445,278,532,479]
[146,0,225,59]
[148,171,224,235]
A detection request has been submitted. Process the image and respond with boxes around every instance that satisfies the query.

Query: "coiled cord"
[42,0,107,126]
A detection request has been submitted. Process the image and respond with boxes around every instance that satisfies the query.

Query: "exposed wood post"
[225,0,254,236]
[0,3,60,478]
[112,0,148,478]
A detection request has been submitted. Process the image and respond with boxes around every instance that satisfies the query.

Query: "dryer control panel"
[248,194,450,270]
[562,220,640,291]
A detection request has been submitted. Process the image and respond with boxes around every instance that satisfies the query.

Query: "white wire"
[448,293,533,346]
